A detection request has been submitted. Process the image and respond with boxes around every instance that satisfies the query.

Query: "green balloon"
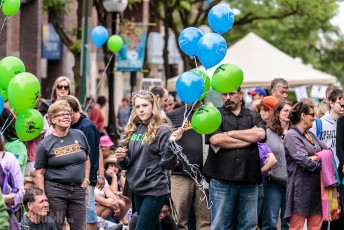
[211,64,244,93]
[107,35,123,53]
[0,56,25,90]
[15,109,43,141]
[192,69,210,101]
[0,88,8,101]
[191,105,222,134]
[1,0,21,17]
[8,72,40,114]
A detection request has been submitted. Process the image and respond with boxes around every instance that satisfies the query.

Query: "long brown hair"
[267,100,293,136]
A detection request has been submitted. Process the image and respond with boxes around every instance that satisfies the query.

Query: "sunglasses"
[57,85,70,90]
[307,112,315,117]
[260,107,270,112]
[132,90,153,97]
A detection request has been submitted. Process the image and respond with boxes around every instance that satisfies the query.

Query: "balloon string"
[181,102,197,129]
[194,56,199,71]
[83,53,114,112]
[167,140,213,209]
[0,114,15,135]
[1,17,8,33]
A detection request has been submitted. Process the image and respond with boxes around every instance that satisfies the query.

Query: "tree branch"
[235,10,298,26]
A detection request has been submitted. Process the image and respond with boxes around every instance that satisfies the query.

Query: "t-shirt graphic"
[53,143,81,157]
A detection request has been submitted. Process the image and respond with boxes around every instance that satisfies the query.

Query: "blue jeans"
[133,193,167,230]
[261,181,289,230]
[209,178,259,230]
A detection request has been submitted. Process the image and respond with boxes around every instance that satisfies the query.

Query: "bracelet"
[98,175,105,179]
[84,178,90,184]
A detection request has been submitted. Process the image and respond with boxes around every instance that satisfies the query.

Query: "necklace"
[304,131,316,151]
[54,131,68,143]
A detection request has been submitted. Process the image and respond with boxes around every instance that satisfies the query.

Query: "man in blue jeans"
[203,87,266,230]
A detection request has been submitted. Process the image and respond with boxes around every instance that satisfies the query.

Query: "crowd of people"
[1,75,344,230]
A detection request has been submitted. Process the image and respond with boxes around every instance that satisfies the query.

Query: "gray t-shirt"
[35,129,90,184]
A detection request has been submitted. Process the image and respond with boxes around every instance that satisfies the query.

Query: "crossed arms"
[209,126,266,149]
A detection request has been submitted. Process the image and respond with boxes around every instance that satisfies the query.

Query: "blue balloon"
[0,95,3,114]
[197,33,227,69]
[178,27,204,56]
[91,26,109,47]
[176,71,204,104]
[208,4,234,34]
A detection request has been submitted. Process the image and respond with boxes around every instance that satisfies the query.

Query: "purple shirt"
[0,152,24,207]
[258,142,271,168]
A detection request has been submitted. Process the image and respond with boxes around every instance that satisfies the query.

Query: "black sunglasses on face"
[57,85,70,90]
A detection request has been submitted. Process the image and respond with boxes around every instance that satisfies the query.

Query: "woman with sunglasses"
[39,76,71,117]
[283,102,327,229]
[114,90,183,230]
[35,100,90,230]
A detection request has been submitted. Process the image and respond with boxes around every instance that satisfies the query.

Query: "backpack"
[315,118,322,139]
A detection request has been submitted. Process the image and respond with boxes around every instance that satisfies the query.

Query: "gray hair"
[271,78,288,92]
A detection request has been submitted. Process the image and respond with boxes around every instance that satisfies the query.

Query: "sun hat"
[248,88,267,97]
[260,96,279,112]
[100,135,114,148]
[104,155,117,165]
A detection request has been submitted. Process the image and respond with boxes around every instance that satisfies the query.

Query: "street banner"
[41,23,62,60]
[118,22,148,72]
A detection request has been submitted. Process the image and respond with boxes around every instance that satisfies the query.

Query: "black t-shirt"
[20,214,57,230]
[35,129,90,184]
[167,106,204,175]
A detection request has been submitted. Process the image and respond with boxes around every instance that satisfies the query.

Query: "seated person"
[20,187,56,229]
[24,170,36,190]
[95,155,131,224]
[129,199,177,230]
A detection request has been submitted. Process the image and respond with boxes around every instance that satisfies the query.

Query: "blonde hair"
[51,76,71,101]
[47,100,71,127]
[314,101,329,118]
[123,91,162,146]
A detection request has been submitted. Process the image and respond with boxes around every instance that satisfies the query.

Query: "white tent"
[167,32,337,92]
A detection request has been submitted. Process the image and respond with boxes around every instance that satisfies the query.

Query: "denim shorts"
[86,185,98,224]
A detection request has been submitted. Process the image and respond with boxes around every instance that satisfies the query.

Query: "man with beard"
[203,87,266,230]
[20,187,56,229]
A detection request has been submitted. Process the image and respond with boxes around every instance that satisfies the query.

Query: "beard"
[223,100,236,110]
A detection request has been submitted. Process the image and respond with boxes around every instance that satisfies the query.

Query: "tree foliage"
[148,0,343,83]
[42,0,344,93]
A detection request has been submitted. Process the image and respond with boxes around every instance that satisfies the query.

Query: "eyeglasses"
[335,102,344,109]
[53,112,71,118]
[57,85,70,90]
[221,91,238,97]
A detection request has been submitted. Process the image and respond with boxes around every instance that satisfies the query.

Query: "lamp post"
[103,0,128,144]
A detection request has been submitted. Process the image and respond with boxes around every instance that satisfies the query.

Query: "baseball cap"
[248,88,267,97]
[100,135,114,148]
[260,96,279,112]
